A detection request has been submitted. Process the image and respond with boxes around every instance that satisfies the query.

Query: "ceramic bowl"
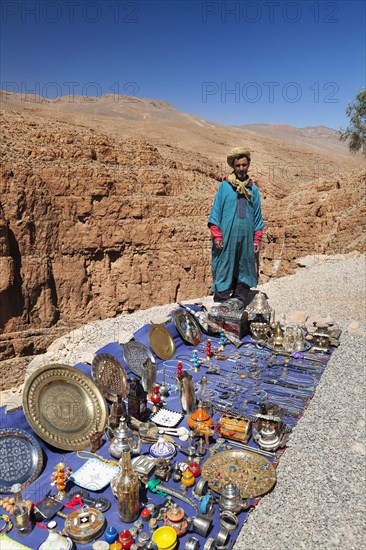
[152,526,177,550]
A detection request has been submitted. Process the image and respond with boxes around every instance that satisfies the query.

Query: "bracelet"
[216,527,230,546]
[0,514,13,533]
[219,510,239,531]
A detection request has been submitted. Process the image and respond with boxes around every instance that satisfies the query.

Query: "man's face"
[233,156,250,181]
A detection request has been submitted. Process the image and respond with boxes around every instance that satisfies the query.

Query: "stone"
[346,321,365,336]
[286,311,308,325]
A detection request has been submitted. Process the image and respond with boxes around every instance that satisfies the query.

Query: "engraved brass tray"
[148,324,176,360]
[92,353,129,402]
[173,308,202,346]
[201,449,276,499]
[264,340,311,353]
[123,341,156,378]
[0,428,44,493]
[22,364,108,451]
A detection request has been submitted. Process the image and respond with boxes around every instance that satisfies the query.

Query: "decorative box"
[216,414,252,444]
[208,299,249,339]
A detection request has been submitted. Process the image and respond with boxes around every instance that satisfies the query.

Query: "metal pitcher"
[177,371,197,415]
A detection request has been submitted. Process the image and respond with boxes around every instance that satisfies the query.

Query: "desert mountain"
[0,92,364,370]
[239,123,350,155]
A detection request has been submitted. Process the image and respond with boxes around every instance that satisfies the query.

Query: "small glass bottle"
[116,443,140,523]
[11,483,32,536]
[198,375,212,416]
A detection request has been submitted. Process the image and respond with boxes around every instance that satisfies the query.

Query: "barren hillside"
[0,92,364,367]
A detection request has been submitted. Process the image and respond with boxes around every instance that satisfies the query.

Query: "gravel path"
[12,254,366,550]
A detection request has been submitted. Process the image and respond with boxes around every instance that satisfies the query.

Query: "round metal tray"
[92,353,129,402]
[201,449,276,499]
[148,324,176,360]
[264,339,311,353]
[123,341,156,378]
[0,428,44,493]
[23,364,108,451]
[173,308,202,346]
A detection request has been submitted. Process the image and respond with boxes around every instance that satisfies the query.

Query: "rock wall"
[0,105,365,365]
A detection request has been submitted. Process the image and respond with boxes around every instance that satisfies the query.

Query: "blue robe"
[208,180,264,292]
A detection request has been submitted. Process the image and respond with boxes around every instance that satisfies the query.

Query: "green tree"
[340,89,366,155]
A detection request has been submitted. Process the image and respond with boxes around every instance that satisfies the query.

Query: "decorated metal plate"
[22,364,108,451]
[201,449,276,499]
[148,324,176,360]
[264,340,311,353]
[123,341,157,378]
[0,428,44,493]
[92,353,129,402]
[173,308,202,346]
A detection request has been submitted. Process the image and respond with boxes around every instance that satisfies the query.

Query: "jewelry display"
[4,301,338,550]
[201,450,276,498]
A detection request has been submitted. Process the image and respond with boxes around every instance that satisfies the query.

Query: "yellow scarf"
[227,173,252,201]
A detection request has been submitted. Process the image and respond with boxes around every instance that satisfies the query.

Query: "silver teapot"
[108,417,141,459]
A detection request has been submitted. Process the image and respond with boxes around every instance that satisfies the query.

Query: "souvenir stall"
[0,294,340,550]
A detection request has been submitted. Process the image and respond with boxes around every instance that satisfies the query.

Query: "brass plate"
[173,308,202,346]
[201,449,276,499]
[0,428,43,493]
[123,341,156,378]
[23,364,108,451]
[92,353,129,402]
[148,324,176,360]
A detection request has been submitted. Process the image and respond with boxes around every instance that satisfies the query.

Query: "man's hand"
[215,239,223,250]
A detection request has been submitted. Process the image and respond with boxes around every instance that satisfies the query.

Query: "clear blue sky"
[1,0,365,129]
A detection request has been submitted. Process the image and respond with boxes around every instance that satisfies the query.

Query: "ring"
[219,510,239,531]
[216,527,229,546]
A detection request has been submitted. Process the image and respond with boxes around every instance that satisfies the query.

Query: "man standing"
[208,146,264,304]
